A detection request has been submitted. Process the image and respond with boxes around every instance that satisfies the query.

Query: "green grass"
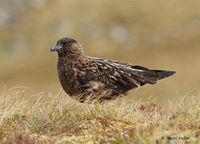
[0,87,199,144]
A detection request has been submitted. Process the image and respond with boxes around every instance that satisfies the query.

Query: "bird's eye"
[62,42,66,46]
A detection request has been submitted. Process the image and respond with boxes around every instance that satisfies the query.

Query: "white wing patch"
[85,81,105,92]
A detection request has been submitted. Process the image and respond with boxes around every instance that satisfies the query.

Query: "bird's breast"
[57,60,79,95]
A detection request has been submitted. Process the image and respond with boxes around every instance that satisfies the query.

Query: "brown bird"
[51,37,175,102]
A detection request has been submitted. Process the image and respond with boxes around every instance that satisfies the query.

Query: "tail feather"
[153,70,176,80]
[130,65,175,85]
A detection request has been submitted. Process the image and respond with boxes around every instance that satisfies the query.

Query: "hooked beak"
[50,44,62,52]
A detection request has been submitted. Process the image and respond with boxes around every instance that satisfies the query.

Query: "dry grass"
[0,87,199,144]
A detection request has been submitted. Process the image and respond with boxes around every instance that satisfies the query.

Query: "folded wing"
[90,57,175,93]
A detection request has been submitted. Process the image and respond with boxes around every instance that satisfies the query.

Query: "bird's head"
[51,37,84,57]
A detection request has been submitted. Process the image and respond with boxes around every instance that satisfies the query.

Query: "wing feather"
[87,58,158,92]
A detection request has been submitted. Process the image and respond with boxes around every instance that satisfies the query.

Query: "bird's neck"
[58,52,85,64]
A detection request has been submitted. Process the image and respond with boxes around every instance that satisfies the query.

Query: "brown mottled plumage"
[51,37,175,102]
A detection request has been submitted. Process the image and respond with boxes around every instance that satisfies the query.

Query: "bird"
[51,37,175,102]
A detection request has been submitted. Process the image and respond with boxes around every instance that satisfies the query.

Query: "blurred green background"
[0,0,199,102]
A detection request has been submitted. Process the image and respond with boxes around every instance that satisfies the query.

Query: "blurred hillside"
[0,0,200,101]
